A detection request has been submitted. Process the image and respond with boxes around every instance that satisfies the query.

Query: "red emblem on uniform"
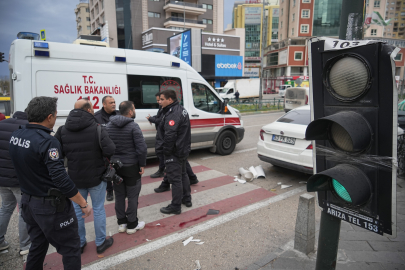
[169,120,175,126]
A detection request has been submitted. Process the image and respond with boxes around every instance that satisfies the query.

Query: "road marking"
[82,186,306,270]
[200,147,257,160]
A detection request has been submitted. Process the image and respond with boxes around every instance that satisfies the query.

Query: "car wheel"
[216,130,236,155]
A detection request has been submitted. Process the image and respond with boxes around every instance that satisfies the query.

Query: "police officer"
[9,97,92,270]
[157,90,192,215]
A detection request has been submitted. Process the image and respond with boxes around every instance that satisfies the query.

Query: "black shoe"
[154,185,170,193]
[80,241,87,254]
[160,205,181,215]
[150,169,165,178]
[106,190,114,201]
[190,178,199,185]
[182,201,192,207]
[96,238,114,254]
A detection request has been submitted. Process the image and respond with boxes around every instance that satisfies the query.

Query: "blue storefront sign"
[169,30,192,66]
[215,55,243,77]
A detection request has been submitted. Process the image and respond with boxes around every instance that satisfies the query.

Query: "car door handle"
[192,114,199,117]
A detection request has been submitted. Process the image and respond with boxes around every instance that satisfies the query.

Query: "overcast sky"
[0,0,237,78]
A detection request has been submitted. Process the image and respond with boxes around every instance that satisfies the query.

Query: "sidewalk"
[244,177,405,270]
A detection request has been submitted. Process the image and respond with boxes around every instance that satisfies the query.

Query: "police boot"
[150,169,165,178]
[189,178,199,185]
[106,190,114,201]
[154,184,170,193]
[160,204,181,215]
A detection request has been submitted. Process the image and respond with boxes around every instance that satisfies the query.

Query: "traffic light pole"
[315,211,342,270]
[258,0,267,109]
[338,0,365,40]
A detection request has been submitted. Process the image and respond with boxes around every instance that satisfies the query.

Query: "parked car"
[257,105,313,174]
[278,85,292,98]
[284,87,310,112]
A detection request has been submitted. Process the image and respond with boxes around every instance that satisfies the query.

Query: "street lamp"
[175,0,185,29]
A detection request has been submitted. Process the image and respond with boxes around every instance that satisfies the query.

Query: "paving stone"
[243,264,261,270]
[346,251,405,264]
[339,231,391,242]
[338,240,373,251]
[389,231,405,242]
[268,257,316,270]
[254,253,278,267]
[381,263,405,270]
[339,222,355,232]
[368,241,405,252]
[336,262,385,270]
[396,222,405,231]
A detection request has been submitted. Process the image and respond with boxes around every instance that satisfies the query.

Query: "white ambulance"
[8,39,245,156]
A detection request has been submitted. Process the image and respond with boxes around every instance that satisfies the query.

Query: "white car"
[257,105,313,174]
[278,85,292,98]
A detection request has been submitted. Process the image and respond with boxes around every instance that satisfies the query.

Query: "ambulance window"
[127,75,183,109]
[191,83,221,113]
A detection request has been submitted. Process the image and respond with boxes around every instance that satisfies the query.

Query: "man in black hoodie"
[94,95,119,201]
[0,111,31,255]
[107,101,147,234]
[157,90,192,215]
[55,98,115,254]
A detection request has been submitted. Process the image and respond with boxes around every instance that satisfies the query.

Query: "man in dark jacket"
[0,111,31,255]
[106,101,147,234]
[55,98,115,254]
[157,90,192,215]
[94,95,119,201]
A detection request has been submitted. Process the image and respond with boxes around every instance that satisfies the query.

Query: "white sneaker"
[118,224,127,233]
[20,249,29,256]
[126,221,146,235]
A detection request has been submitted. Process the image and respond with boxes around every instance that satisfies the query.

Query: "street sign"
[305,37,398,236]
[40,29,46,41]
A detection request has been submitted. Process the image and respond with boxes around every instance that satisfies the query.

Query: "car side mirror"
[221,99,229,114]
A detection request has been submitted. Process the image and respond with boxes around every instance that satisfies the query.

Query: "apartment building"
[74,1,91,37]
[89,0,223,50]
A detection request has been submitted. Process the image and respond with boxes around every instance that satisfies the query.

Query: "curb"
[241,110,285,116]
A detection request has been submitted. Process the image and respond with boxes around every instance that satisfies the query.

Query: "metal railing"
[165,1,204,8]
[165,17,203,24]
[228,98,285,112]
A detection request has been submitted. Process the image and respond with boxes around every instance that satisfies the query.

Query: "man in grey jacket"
[106,101,147,234]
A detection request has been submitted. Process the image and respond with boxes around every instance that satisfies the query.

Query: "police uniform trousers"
[165,156,191,209]
[21,193,81,270]
[159,159,196,188]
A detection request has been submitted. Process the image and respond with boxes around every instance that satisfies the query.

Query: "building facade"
[89,0,224,50]
[75,1,92,37]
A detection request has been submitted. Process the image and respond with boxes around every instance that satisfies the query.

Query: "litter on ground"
[281,185,292,189]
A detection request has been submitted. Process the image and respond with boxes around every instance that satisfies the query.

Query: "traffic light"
[306,38,398,236]
[0,52,4,62]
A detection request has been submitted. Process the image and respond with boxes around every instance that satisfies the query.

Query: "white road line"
[200,147,257,160]
[82,186,306,270]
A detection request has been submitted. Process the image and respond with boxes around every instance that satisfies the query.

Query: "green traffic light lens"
[332,179,352,203]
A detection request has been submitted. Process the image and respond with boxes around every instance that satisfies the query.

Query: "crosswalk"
[37,161,277,269]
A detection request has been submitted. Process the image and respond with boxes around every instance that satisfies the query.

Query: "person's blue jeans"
[72,181,107,247]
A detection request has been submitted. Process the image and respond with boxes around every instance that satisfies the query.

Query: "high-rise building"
[89,0,224,50]
[75,0,92,37]
[364,0,405,39]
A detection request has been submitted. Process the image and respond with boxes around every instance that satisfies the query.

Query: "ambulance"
[8,39,245,156]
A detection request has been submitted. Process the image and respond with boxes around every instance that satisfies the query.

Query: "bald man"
[55,98,116,254]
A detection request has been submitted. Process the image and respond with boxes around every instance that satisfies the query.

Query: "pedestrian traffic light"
[305,38,398,236]
[0,52,4,62]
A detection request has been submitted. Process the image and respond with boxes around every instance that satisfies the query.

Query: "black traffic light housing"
[306,39,397,236]
[0,52,4,62]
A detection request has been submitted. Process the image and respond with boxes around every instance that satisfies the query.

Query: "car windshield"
[279,86,287,90]
[277,109,311,125]
[219,88,229,93]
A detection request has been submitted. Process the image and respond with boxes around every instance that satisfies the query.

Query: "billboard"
[245,7,262,25]
[168,30,192,66]
[215,55,243,77]
[244,68,259,77]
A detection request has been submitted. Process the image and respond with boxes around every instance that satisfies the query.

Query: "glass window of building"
[272,16,279,41]
[294,52,303,60]
[203,18,207,24]
[269,52,278,66]
[95,4,99,14]
[101,14,104,23]
[87,26,91,30]
[302,0,311,3]
[401,12,405,15]
[86,17,90,21]
[101,0,104,9]
[313,0,342,36]
[207,4,213,9]
[292,28,294,35]
[374,0,380,7]
[281,21,283,28]
[208,19,213,24]
[302,9,310,18]
[371,29,377,35]
[300,24,309,33]
[281,8,283,15]
[202,4,207,8]
[148,12,154,17]
[395,54,403,61]
[86,8,90,12]
[292,13,295,21]
[293,0,296,6]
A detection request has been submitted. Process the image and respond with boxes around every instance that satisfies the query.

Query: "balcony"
[164,1,206,16]
[164,17,206,29]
